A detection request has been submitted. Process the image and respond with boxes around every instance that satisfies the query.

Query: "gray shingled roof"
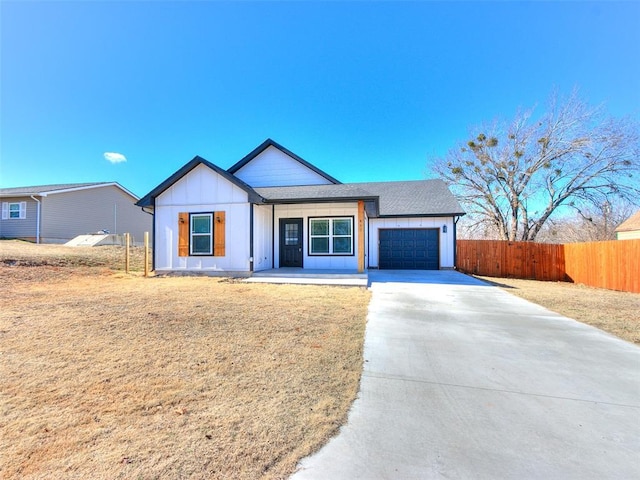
[0,182,114,197]
[357,180,464,216]
[256,179,464,217]
[253,184,377,202]
[0,182,140,200]
[134,150,464,217]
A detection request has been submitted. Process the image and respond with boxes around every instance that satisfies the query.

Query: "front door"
[280,218,303,267]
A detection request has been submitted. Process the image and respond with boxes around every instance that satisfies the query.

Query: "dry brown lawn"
[479,276,640,344]
[0,241,370,479]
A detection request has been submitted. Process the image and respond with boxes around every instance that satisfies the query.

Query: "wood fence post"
[125,233,130,274]
[144,232,150,277]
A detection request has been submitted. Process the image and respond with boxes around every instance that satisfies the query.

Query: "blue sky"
[2,1,639,198]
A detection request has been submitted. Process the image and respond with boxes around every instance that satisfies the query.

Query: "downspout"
[141,206,155,271]
[30,195,41,244]
[367,215,370,269]
[453,215,460,270]
[249,204,254,272]
[271,204,275,269]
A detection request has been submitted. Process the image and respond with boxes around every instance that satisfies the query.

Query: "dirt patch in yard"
[0,241,370,479]
[0,240,148,272]
[479,276,640,344]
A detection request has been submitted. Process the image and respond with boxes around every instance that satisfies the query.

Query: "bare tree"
[432,90,640,241]
[537,199,637,243]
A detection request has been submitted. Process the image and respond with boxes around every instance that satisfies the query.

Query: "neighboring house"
[0,182,151,244]
[137,139,465,274]
[615,210,640,240]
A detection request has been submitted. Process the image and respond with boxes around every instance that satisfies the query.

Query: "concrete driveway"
[291,270,640,479]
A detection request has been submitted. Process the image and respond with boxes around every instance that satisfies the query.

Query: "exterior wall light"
[442,225,447,233]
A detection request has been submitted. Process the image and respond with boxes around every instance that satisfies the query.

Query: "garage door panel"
[379,228,439,270]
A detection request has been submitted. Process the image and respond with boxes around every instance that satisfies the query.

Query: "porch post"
[358,200,365,273]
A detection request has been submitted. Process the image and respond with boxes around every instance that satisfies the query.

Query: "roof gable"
[227,139,341,187]
[135,142,464,217]
[136,156,263,208]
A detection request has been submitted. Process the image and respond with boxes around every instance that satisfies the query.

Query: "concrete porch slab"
[245,268,368,287]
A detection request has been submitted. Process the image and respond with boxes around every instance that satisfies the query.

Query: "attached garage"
[379,228,439,270]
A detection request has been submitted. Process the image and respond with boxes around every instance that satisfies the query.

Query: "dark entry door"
[379,228,439,270]
[280,218,303,267]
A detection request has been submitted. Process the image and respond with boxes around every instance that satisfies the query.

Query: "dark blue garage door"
[379,229,439,270]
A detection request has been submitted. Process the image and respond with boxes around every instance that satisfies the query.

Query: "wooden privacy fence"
[564,240,640,294]
[456,240,566,282]
[456,239,640,293]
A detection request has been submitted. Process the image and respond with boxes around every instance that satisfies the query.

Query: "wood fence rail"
[456,239,640,293]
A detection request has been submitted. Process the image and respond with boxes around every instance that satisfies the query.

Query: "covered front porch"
[245,268,368,286]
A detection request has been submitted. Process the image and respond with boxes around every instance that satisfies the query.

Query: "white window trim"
[190,213,213,256]
[2,202,26,220]
[309,217,354,256]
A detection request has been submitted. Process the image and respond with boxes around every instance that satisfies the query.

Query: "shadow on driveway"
[368,269,492,287]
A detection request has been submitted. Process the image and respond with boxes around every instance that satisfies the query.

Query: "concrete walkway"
[291,270,640,479]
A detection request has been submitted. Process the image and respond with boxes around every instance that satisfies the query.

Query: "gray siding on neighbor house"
[40,186,151,244]
[0,197,38,240]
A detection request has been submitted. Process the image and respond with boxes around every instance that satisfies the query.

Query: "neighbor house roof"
[136,156,264,208]
[0,182,139,200]
[615,210,640,233]
[227,138,341,185]
[255,179,465,217]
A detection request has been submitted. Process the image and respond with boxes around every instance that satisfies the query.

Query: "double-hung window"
[190,213,213,255]
[309,217,353,255]
[2,202,26,220]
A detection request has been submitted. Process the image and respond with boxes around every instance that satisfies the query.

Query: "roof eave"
[261,195,379,204]
[1,182,138,199]
[0,192,40,198]
[376,212,467,218]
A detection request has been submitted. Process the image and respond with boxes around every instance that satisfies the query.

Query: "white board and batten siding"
[233,145,334,187]
[368,217,455,269]
[252,204,273,272]
[274,202,361,270]
[155,164,252,273]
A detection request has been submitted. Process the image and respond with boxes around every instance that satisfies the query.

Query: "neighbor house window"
[190,213,213,255]
[2,202,26,220]
[309,217,353,255]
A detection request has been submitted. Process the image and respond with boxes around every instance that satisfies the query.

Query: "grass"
[479,276,640,344]
[4,240,636,478]
[0,241,371,479]
[0,240,149,272]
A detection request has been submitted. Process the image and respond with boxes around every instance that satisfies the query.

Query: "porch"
[245,268,368,287]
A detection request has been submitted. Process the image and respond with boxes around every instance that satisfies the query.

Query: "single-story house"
[136,139,465,274]
[615,210,640,240]
[0,182,151,244]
